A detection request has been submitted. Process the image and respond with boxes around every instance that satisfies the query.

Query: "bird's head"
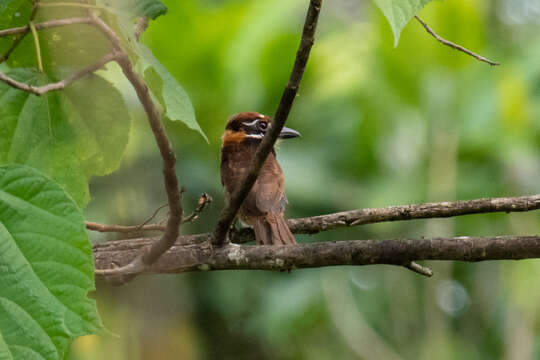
[222,112,301,146]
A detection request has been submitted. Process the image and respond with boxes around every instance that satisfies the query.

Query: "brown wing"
[245,152,287,216]
[220,143,287,217]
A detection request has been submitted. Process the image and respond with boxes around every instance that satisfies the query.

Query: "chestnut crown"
[224,112,300,140]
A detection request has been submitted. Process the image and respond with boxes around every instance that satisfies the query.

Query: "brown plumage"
[220,112,300,245]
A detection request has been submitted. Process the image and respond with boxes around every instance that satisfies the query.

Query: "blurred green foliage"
[78,0,540,358]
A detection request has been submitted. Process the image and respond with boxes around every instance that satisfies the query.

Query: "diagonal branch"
[90,13,183,275]
[94,235,540,275]
[212,0,323,245]
[0,52,118,95]
[415,16,500,66]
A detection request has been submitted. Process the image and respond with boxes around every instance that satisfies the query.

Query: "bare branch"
[86,221,167,233]
[212,0,323,245]
[288,194,540,234]
[182,193,213,223]
[0,17,93,37]
[90,14,183,273]
[93,194,540,278]
[94,235,540,275]
[86,194,211,234]
[222,194,540,243]
[0,52,119,95]
[403,261,433,277]
[415,16,500,66]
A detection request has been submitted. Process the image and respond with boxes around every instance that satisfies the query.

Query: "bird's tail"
[253,213,297,245]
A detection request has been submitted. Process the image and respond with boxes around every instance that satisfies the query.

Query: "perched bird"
[220,112,300,245]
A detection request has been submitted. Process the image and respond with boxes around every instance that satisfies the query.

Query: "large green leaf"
[0,164,103,360]
[0,69,131,207]
[139,44,208,142]
[1,2,111,70]
[372,0,436,46]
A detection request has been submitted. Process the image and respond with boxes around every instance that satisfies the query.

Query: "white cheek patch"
[243,119,259,127]
[244,134,264,139]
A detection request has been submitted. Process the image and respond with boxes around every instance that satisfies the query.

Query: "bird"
[220,111,300,245]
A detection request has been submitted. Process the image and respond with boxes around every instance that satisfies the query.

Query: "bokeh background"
[73,0,540,358]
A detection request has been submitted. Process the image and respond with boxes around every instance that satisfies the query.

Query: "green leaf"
[1,3,112,70]
[0,164,103,360]
[132,0,168,20]
[139,44,208,142]
[0,0,32,62]
[372,0,436,46]
[0,69,131,207]
[95,0,167,20]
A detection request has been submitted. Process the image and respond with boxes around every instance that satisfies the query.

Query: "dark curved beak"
[278,126,301,139]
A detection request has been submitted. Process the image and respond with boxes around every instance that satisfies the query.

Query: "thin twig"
[86,222,167,233]
[181,193,213,223]
[0,52,118,95]
[98,202,166,234]
[0,17,93,37]
[403,262,433,277]
[415,16,500,66]
[212,0,323,245]
[94,235,540,275]
[86,195,211,234]
[140,203,169,227]
[90,13,183,275]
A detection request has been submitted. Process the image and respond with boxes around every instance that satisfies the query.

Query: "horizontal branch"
[0,52,118,95]
[86,221,166,233]
[93,194,540,276]
[288,194,540,233]
[92,193,540,247]
[0,17,92,37]
[225,194,540,243]
[86,193,211,234]
[94,235,540,274]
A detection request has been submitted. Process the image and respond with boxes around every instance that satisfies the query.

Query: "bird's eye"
[258,121,268,130]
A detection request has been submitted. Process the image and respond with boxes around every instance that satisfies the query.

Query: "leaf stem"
[29,21,44,72]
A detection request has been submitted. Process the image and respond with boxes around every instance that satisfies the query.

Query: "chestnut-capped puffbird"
[220,112,300,245]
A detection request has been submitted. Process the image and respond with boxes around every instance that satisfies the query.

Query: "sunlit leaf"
[139,44,208,142]
[372,0,436,46]
[0,164,103,360]
[0,68,131,207]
